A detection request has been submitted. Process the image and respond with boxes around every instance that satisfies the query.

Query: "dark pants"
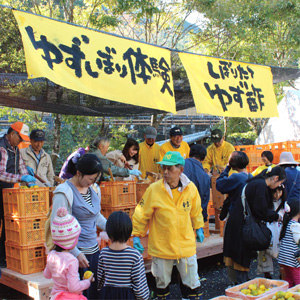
[79,250,100,300]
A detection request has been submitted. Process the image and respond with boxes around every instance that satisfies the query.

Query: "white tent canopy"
[256,90,300,144]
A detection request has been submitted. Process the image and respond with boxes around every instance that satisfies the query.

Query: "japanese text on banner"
[179,53,278,117]
[13,10,176,113]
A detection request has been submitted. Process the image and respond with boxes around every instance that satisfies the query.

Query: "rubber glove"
[133,237,144,254]
[196,228,205,243]
[26,166,34,176]
[21,175,36,183]
[129,169,142,177]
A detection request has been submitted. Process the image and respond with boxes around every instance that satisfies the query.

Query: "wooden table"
[0,235,223,298]
[0,268,53,300]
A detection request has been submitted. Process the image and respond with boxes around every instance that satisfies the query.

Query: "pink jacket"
[44,250,90,300]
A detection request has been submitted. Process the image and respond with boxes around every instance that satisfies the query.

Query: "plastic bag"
[266,222,281,258]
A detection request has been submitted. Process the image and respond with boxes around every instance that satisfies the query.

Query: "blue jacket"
[183,158,210,222]
[285,167,300,202]
[216,166,251,213]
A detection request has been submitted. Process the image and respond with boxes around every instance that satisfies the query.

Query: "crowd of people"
[0,121,299,299]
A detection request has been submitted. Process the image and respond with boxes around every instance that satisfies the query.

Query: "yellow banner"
[13,10,176,113]
[179,53,278,117]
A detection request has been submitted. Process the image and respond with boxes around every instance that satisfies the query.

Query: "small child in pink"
[44,207,94,300]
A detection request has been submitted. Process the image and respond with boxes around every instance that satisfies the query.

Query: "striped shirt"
[81,188,93,206]
[78,187,98,255]
[278,220,300,268]
[97,247,149,300]
[78,243,99,255]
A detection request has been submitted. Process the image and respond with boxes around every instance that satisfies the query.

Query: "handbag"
[241,185,272,251]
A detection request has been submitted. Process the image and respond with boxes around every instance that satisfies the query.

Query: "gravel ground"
[0,254,280,300]
[147,254,280,300]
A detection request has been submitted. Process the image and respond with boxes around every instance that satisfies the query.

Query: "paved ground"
[0,254,280,299]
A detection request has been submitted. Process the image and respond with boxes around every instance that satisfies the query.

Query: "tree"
[0,0,152,169]
[184,0,300,139]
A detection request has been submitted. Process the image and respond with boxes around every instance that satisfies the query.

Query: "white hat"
[277,152,299,166]
[51,207,81,250]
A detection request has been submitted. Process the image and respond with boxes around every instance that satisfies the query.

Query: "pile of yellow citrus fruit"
[20,185,39,189]
[270,291,294,300]
[241,284,271,296]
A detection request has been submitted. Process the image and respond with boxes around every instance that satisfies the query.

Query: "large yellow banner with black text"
[179,53,278,117]
[13,10,176,113]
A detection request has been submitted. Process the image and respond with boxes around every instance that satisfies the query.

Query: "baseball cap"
[10,122,30,141]
[145,126,157,139]
[156,151,185,166]
[170,126,183,137]
[211,129,223,143]
[30,129,46,141]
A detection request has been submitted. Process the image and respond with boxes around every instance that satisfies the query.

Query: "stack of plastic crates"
[3,187,49,274]
[99,181,137,220]
[235,145,269,173]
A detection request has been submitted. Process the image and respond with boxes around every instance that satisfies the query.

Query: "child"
[257,185,287,278]
[44,207,94,300]
[97,211,149,300]
[278,198,300,287]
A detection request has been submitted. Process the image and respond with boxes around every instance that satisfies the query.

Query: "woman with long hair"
[107,138,140,180]
[223,166,286,284]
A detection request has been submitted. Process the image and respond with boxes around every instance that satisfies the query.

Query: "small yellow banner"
[179,53,278,117]
[13,10,176,113]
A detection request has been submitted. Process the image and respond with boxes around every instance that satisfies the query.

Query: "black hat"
[170,126,183,137]
[211,129,223,143]
[30,129,46,141]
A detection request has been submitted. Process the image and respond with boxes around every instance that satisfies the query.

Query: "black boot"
[156,287,170,300]
[188,287,203,300]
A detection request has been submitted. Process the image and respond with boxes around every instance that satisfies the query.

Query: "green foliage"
[212,117,257,145]
[190,0,300,67]
[108,124,137,151]
[227,131,257,145]
[0,8,25,73]
[0,107,48,129]
[62,115,102,147]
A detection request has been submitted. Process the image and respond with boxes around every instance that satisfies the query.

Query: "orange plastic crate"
[210,297,237,300]
[225,278,288,300]
[3,187,49,217]
[288,284,300,295]
[258,290,300,300]
[5,241,46,274]
[101,205,136,220]
[99,181,136,208]
[4,215,47,246]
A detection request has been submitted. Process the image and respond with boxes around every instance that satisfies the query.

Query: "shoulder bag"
[241,185,272,251]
